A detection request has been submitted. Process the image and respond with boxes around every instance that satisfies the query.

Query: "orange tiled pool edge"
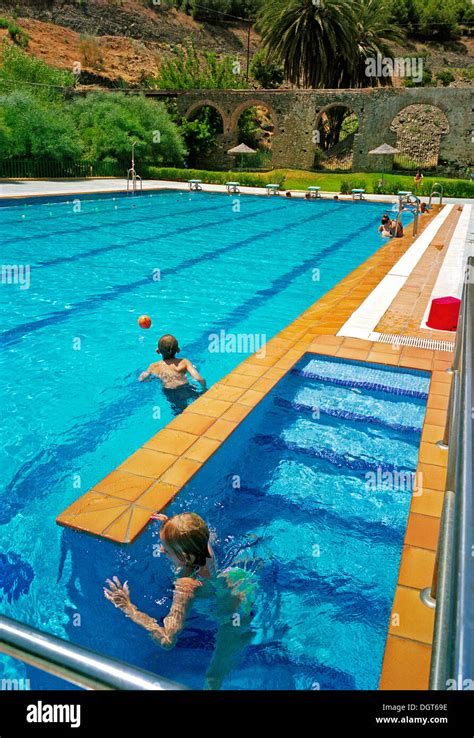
[56,202,456,691]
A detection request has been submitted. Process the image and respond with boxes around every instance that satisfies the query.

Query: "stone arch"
[313,102,359,170]
[184,99,228,131]
[229,99,278,135]
[390,104,450,170]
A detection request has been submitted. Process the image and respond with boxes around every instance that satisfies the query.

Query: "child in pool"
[138,334,206,390]
[103,512,256,690]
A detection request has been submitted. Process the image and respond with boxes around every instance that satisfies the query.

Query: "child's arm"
[182,359,206,388]
[104,576,199,650]
[138,364,158,382]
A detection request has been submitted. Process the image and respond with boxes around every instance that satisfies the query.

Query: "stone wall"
[164,87,473,174]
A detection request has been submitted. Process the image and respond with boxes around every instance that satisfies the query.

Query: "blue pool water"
[0,190,414,688]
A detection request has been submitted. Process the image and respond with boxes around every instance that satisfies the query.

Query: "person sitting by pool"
[104,512,256,690]
[414,170,423,186]
[138,334,206,389]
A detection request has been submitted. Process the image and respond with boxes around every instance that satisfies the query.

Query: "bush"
[250,50,284,88]
[436,69,455,86]
[79,35,104,70]
[339,178,367,194]
[145,166,286,188]
[0,17,29,48]
[155,42,248,89]
[0,42,74,101]
[69,92,186,166]
[0,90,83,160]
[404,66,433,87]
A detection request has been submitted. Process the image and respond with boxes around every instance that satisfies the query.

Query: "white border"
[337,206,454,341]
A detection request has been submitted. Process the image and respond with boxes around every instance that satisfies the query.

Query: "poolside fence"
[0,158,129,179]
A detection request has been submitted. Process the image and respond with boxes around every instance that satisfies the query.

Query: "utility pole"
[246,19,251,83]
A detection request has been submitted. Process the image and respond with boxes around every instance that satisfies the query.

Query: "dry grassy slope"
[0,0,471,87]
[0,0,260,85]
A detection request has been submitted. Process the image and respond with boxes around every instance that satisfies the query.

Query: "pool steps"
[273,396,423,436]
[55,202,459,690]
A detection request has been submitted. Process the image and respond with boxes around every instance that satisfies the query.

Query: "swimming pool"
[0,189,408,687]
[46,353,427,690]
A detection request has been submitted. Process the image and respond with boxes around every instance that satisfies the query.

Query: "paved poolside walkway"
[0,177,472,205]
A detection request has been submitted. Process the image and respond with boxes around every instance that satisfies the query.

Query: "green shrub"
[145,166,285,188]
[339,178,367,194]
[0,90,83,160]
[0,17,29,48]
[0,42,73,101]
[69,92,186,166]
[250,50,284,88]
[155,42,248,89]
[436,69,455,86]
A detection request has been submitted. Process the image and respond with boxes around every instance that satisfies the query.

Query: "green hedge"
[145,167,287,188]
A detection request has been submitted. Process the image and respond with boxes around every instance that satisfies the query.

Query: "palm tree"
[351,0,405,87]
[257,0,356,89]
[257,0,404,88]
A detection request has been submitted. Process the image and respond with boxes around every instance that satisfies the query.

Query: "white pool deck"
[0,177,472,205]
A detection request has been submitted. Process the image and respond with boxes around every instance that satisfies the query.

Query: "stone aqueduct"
[148,87,472,174]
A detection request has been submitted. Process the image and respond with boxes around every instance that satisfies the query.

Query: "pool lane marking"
[0,200,346,348]
[0,211,373,520]
[1,195,242,247]
[56,212,442,542]
[0,216,382,522]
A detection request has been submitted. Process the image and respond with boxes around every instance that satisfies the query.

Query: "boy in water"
[104,512,255,690]
[138,334,206,415]
[138,334,206,389]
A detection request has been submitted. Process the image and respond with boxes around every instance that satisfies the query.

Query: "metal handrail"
[429,256,473,690]
[0,614,186,691]
[429,182,444,206]
[395,194,420,237]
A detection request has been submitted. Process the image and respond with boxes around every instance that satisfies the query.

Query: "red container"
[426,296,461,331]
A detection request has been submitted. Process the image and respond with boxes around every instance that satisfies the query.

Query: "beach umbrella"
[369,143,400,187]
[227,142,257,171]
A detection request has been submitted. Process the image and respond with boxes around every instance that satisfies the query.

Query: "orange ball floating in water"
[138,315,152,329]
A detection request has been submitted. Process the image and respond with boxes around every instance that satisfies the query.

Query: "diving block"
[265,183,280,195]
[226,181,240,194]
[188,179,202,191]
[307,186,321,198]
[351,188,365,200]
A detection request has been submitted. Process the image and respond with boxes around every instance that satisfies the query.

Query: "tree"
[414,0,460,41]
[257,0,355,88]
[257,0,403,89]
[0,91,83,159]
[69,92,186,166]
[155,42,248,89]
[352,0,405,87]
[250,50,284,88]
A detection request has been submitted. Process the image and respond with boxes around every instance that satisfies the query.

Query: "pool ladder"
[428,182,444,206]
[127,167,142,196]
[394,193,420,238]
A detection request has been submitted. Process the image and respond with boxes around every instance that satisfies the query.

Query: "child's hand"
[103,576,131,610]
[150,513,168,522]
[138,371,150,382]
